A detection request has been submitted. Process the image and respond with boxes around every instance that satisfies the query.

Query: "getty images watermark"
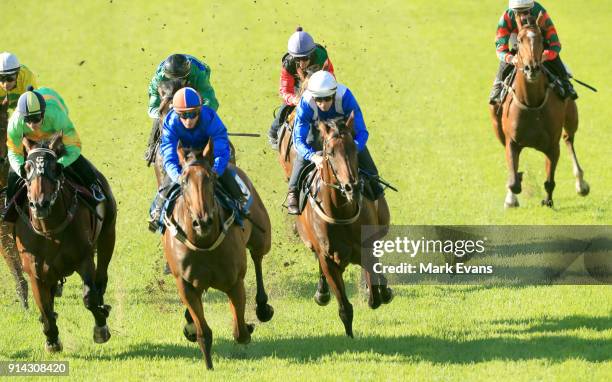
[361,226,612,285]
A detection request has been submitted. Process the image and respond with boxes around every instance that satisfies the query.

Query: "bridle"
[321,132,361,200]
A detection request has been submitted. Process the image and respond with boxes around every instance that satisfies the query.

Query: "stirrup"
[91,184,106,202]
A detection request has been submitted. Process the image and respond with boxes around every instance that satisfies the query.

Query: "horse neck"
[513,69,547,107]
[30,183,71,233]
[175,193,222,248]
[319,160,358,219]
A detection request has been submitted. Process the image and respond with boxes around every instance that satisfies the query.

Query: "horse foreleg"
[29,276,61,352]
[226,280,253,345]
[77,260,110,344]
[504,141,522,208]
[176,278,213,369]
[320,255,353,338]
[249,250,274,322]
[542,144,560,208]
[0,228,28,309]
[563,102,589,196]
[314,263,331,306]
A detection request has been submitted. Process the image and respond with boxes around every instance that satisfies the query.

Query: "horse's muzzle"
[30,200,51,219]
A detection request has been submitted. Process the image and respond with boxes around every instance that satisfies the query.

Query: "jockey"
[148,87,244,232]
[5,87,105,207]
[144,53,219,163]
[489,0,577,104]
[0,52,37,111]
[267,27,335,148]
[286,70,383,215]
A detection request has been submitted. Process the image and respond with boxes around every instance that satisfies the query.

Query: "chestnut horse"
[163,146,273,369]
[489,13,589,208]
[0,98,28,309]
[15,135,116,352]
[295,116,392,337]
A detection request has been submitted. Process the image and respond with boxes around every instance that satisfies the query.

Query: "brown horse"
[294,116,392,337]
[163,146,273,369]
[15,135,117,352]
[153,79,236,187]
[0,98,28,309]
[489,13,589,208]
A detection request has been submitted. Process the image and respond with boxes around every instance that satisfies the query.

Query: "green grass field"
[1,0,610,380]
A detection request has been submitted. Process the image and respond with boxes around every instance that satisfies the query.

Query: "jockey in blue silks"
[286,70,383,214]
[148,87,243,232]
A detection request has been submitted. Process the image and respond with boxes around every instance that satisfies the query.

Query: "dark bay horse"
[295,116,393,337]
[0,98,28,309]
[153,79,236,187]
[163,146,273,369]
[489,13,589,208]
[15,135,116,352]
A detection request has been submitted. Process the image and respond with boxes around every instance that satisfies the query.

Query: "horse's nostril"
[29,202,35,208]
[192,220,200,228]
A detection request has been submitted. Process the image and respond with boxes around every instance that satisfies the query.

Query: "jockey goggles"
[24,113,43,124]
[314,95,333,102]
[0,73,17,82]
[178,110,199,119]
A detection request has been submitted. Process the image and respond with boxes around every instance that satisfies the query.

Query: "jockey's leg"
[287,154,308,215]
[358,146,384,200]
[489,61,513,105]
[68,155,105,202]
[144,118,161,162]
[148,176,174,232]
[217,169,248,214]
[268,103,293,149]
[544,56,578,100]
[2,168,24,223]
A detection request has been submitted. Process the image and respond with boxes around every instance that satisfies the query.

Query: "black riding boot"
[67,155,105,202]
[358,146,384,200]
[144,119,161,162]
[489,61,513,105]
[148,177,173,232]
[287,153,309,215]
[268,103,295,150]
[544,56,578,100]
[218,170,248,215]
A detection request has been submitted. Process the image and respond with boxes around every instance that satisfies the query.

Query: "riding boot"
[144,119,161,162]
[564,78,578,100]
[218,171,248,216]
[148,192,166,233]
[489,81,504,105]
[287,188,299,215]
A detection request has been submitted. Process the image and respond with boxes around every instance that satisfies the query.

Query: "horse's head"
[515,12,545,82]
[158,78,187,121]
[178,144,217,236]
[318,112,360,201]
[22,134,65,219]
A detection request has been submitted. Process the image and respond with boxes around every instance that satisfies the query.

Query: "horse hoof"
[256,304,274,322]
[247,323,255,334]
[54,283,63,298]
[45,339,63,353]
[93,325,111,344]
[504,192,519,209]
[183,323,197,342]
[541,199,554,208]
[381,287,394,304]
[163,262,172,275]
[576,181,590,196]
[314,290,331,306]
[368,296,382,310]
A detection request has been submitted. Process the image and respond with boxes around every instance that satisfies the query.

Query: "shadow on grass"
[489,315,612,333]
[67,314,610,364]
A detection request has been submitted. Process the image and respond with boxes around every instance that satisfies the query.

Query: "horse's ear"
[515,12,523,30]
[346,111,355,131]
[177,141,186,165]
[318,120,331,138]
[536,11,544,28]
[49,132,64,154]
[202,139,215,167]
[22,138,34,153]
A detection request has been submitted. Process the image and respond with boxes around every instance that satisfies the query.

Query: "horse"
[489,12,589,208]
[163,146,273,369]
[0,97,29,309]
[294,115,393,337]
[14,135,117,352]
[153,79,236,187]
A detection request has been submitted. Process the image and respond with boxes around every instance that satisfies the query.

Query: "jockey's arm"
[293,100,316,161]
[279,67,298,106]
[537,7,561,61]
[495,11,514,63]
[160,115,182,183]
[206,111,230,176]
[193,70,219,111]
[148,76,161,119]
[322,58,335,75]
[343,90,368,152]
[6,114,26,174]
[55,112,81,168]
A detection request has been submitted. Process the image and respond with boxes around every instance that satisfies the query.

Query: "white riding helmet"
[0,52,20,75]
[509,0,534,11]
[307,70,337,98]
